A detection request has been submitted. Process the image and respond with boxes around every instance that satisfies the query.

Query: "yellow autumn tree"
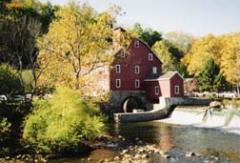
[152,40,177,72]
[181,34,222,76]
[220,34,240,94]
[37,1,115,92]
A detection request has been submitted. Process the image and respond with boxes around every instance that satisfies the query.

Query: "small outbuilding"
[144,71,184,102]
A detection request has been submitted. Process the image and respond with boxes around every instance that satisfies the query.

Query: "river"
[50,121,240,162]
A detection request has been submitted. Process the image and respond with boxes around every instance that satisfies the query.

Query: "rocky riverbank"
[0,135,228,163]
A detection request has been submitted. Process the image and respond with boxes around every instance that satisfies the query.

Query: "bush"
[0,118,11,143]
[0,101,31,156]
[0,64,22,95]
[23,87,105,153]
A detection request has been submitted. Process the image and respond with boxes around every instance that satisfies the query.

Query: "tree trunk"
[18,57,25,94]
[237,82,240,97]
[31,66,37,94]
[75,71,80,90]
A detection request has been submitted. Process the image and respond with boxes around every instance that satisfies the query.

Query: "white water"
[158,108,240,135]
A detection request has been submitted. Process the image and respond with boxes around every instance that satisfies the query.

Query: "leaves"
[129,23,162,47]
[197,58,227,92]
[23,87,105,152]
[152,40,177,72]
[37,1,114,91]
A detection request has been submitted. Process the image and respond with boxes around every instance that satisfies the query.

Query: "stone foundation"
[114,97,211,123]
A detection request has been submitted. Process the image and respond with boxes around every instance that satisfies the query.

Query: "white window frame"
[135,79,140,88]
[120,50,125,57]
[155,86,160,95]
[134,65,140,74]
[152,66,157,74]
[116,79,121,88]
[115,64,121,73]
[175,85,180,95]
[148,53,153,61]
[134,40,140,48]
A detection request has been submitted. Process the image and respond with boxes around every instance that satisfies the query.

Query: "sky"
[41,0,240,36]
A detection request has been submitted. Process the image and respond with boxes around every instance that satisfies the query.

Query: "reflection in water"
[107,122,240,161]
[51,122,240,162]
[157,124,174,152]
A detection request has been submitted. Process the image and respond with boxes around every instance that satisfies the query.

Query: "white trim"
[148,53,153,61]
[134,65,140,74]
[175,85,180,95]
[155,86,160,95]
[120,50,125,57]
[115,64,121,73]
[135,79,140,88]
[116,79,121,88]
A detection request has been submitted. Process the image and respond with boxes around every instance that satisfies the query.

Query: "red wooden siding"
[110,38,162,91]
[170,74,184,97]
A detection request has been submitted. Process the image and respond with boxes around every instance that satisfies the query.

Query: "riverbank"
[157,106,240,135]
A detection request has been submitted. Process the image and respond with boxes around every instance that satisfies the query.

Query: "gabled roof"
[144,71,184,81]
[113,26,162,64]
[135,38,163,64]
[114,26,126,32]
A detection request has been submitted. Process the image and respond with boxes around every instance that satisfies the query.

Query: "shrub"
[0,118,11,143]
[23,87,105,153]
[0,64,22,95]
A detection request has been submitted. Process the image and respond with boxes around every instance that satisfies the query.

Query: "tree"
[164,31,193,55]
[220,34,240,95]
[0,0,56,93]
[37,1,114,92]
[2,16,42,92]
[181,34,222,76]
[141,28,162,47]
[129,23,162,47]
[152,40,177,72]
[197,58,227,92]
[129,23,143,38]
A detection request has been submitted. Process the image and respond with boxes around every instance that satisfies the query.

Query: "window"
[152,66,157,74]
[116,79,121,88]
[148,53,153,61]
[134,65,140,74]
[115,64,121,73]
[175,85,180,95]
[120,50,125,57]
[155,86,160,95]
[135,79,140,88]
[134,40,140,48]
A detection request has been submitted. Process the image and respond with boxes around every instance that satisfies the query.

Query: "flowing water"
[51,122,240,162]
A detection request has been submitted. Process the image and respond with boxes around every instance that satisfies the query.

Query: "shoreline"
[157,107,240,135]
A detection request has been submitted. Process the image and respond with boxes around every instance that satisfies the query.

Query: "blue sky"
[41,0,240,36]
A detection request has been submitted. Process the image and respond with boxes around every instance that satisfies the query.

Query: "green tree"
[152,40,177,72]
[129,23,162,47]
[197,58,227,92]
[0,0,56,93]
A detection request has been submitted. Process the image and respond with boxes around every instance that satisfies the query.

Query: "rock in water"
[209,101,222,108]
